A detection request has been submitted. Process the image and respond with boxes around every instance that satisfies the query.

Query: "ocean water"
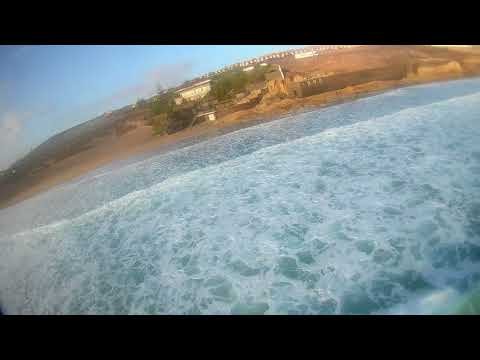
[1,78,480,314]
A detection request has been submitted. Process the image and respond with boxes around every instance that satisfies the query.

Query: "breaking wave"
[1,78,480,314]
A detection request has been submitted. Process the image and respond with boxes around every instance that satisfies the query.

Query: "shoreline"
[0,73,476,210]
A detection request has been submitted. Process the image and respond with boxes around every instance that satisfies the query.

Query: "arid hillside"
[276,45,480,76]
[2,45,480,208]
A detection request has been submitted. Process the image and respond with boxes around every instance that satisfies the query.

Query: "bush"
[210,65,274,101]
[151,92,175,116]
[136,98,147,107]
[248,64,274,83]
[211,70,248,101]
[151,107,196,136]
[151,114,169,135]
[167,108,195,134]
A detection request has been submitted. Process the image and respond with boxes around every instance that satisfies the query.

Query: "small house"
[195,110,216,122]
[175,79,212,103]
[295,50,318,59]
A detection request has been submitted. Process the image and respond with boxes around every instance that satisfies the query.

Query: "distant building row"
[158,46,362,107]
[195,45,361,79]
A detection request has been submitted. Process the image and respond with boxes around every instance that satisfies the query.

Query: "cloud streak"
[0,61,195,170]
[0,112,26,170]
[62,61,195,128]
[99,62,193,110]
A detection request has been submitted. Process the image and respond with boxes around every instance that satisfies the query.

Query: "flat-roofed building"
[195,110,216,122]
[174,79,212,104]
[295,50,318,59]
[431,45,473,48]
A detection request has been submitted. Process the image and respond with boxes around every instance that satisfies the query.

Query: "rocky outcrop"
[235,89,263,106]
[459,57,480,74]
[266,79,288,97]
[288,65,408,98]
[415,61,463,77]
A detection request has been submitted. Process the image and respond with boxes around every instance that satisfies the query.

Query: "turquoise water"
[1,78,480,314]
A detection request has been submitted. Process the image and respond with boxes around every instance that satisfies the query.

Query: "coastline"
[0,72,475,210]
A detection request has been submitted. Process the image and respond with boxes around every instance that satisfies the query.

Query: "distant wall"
[288,64,408,98]
[415,61,463,77]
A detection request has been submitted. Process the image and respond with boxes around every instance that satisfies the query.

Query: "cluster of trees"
[210,64,273,101]
[149,91,197,135]
[147,64,273,135]
[136,98,147,107]
[151,91,175,115]
[210,70,248,101]
[150,107,197,136]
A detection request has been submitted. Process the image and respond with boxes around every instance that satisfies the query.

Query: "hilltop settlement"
[2,45,480,208]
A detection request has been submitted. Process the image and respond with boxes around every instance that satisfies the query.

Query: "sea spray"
[1,78,480,314]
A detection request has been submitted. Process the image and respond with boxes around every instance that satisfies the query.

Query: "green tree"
[136,98,147,107]
[210,65,273,101]
[247,64,273,83]
[151,91,175,115]
[151,113,169,135]
[211,70,249,101]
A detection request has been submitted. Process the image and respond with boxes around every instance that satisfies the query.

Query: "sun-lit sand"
[2,45,479,209]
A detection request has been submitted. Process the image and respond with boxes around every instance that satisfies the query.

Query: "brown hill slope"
[1,45,480,208]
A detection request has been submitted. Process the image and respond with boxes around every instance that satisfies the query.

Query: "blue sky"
[0,45,304,169]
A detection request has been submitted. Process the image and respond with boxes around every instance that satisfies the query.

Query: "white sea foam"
[1,78,480,314]
[381,288,462,314]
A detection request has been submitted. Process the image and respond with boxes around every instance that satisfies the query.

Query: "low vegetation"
[136,98,147,107]
[149,91,176,135]
[210,65,273,101]
[151,91,176,116]
[148,65,274,135]
[149,91,198,135]
[151,113,169,135]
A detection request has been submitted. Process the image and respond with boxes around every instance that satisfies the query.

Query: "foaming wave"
[3,78,480,238]
[1,79,480,314]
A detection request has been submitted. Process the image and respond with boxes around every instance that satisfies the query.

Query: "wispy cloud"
[0,82,6,109]
[0,61,195,169]
[145,62,194,92]
[77,62,193,119]
[0,45,34,60]
[10,45,33,58]
[0,112,27,170]
[110,62,193,104]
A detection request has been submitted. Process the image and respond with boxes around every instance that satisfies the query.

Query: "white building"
[174,79,212,104]
[243,66,255,72]
[295,51,318,59]
[431,45,473,49]
[195,110,216,122]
